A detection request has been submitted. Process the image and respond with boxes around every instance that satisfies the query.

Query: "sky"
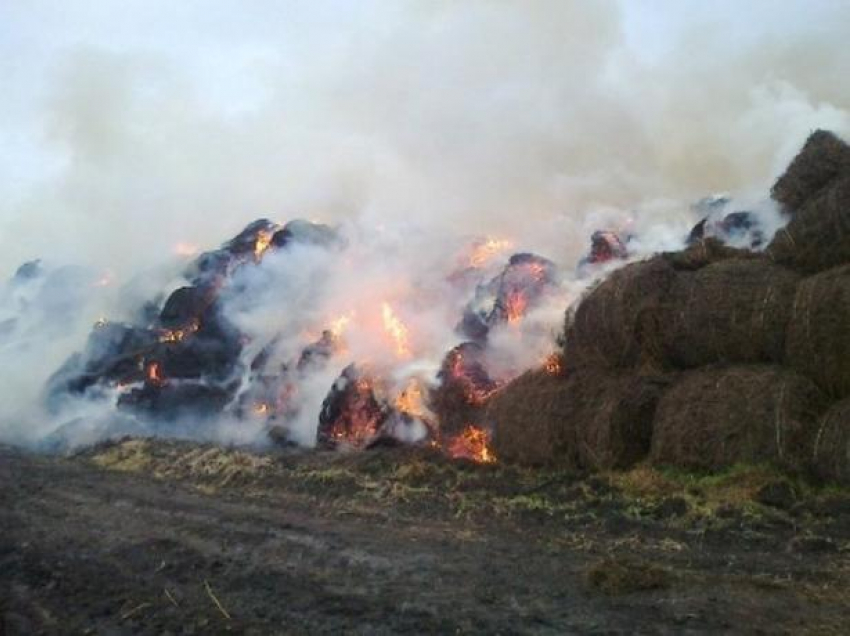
[1,0,849,276]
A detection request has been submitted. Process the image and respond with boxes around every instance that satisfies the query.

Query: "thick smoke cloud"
[1,1,848,447]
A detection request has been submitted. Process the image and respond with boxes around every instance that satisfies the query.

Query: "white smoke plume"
[1,0,848,448]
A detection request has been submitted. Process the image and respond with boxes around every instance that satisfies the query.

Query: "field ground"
[2,439,850,634]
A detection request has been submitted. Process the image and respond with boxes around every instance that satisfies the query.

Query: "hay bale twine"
[771,130,850,212]
[785,265,850,398]
[564,257,676,369]
[651,366,826,472]
[766,174,850,274]
[652,258,799,369]
[486,369,668,470]
[811,400,850,485]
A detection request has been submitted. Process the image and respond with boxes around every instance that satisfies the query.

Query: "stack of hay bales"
[487,369,667,470]
[491,129,850,483]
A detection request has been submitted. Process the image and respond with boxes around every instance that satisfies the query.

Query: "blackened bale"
[785,265,850,398]
[651,366,826,472]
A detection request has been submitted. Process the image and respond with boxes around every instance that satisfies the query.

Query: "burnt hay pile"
[492,129,850,484]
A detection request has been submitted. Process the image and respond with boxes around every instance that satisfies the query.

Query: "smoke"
[1,0,849,448]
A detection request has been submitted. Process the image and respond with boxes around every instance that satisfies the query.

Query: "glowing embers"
[445,425,496,463]
[381,302,411,358]
[158,319,200,344]
[544,352,563,376]
[146,361,164,386]
[445,343,499,406]
[317,365,388,449]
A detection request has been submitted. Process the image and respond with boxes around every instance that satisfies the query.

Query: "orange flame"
[395,378,427,420]
[254,403,270,416]
[447,426,496,463]
[469,238,514,268]
[505,290,528,325]
[381,302,411,358]
[147,362,163,385]
[254,230,274,261]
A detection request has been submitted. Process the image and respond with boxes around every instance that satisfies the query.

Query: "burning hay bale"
[317,364,390,449]
[810,400,850,485]
[785,265,850,398]
[430,342,499,437]
[650,258,799,369]
[771,130,850,212]
[563,256,676,370]
[486,369,668,470]
[650,366,826,472]
[766,174,850,274]
[458,252,557,340]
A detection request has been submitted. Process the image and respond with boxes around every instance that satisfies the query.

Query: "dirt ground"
[2,439,850,635]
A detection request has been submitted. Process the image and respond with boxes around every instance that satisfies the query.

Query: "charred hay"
[767,174,850,274]
[771,130,850,212]
[650,366,826,472]
[486,369,668,470]
[650,258,799,369]
[811,400,850,485]
[785,265,850,398]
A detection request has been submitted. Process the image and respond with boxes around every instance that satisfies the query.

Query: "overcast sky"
[1,1,849,275]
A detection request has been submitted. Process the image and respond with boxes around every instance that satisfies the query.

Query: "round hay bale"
[650,366,826,472]
[564,257,676,370]
[766,174,850,274]
[811,400,850,485]
[486,369,578,468]
[785,265,850,398]
[652,259,799,369]
[771,130,850,213]
[486,369,669,470]
[574,374,670,472]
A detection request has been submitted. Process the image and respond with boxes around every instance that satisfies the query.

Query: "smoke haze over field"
[0,1,849,449]
[1,0,849,275]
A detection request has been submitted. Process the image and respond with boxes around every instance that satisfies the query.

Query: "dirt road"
[2,441,849,634]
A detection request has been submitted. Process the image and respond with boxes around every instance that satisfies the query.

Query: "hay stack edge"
[488,130,850,484]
